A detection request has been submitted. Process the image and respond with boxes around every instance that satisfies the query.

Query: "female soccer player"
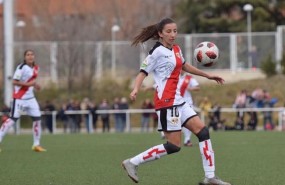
[122,18,231,185]
[0,50,46,152]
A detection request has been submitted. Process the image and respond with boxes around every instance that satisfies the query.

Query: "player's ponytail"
[131,17,175,46]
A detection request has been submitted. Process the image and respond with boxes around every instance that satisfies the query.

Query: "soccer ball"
[194,41,219,67]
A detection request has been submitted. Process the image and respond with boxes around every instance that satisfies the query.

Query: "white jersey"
[140,42,185,110]
[178,74,199,106]
[13,63,39,100]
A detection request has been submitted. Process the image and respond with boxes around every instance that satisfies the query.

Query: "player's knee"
[163,142,181,154]
[31,117,41,121]
[196,127,210,142]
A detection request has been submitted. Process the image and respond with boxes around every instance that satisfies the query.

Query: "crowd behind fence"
[1,107,285,135]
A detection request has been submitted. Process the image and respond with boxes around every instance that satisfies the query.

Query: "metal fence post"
[52,111,57,134]
[126,111,131,132]
[88,112,93,134]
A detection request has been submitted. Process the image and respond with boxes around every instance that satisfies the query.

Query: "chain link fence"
[5,27,285,87]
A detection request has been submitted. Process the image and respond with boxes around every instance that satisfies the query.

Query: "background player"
[0,50,46,152]
[179,71,200,147]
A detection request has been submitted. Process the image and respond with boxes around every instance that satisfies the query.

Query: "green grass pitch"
[0,131,284,185]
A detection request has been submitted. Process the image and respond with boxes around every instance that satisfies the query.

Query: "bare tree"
[10,0,179,92]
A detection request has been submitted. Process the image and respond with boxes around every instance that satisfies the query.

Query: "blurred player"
[121,18,231,185]
[179,71,200,147]
[0,50,46,152]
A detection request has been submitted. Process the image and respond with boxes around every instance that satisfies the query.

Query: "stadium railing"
[0,107,285,134]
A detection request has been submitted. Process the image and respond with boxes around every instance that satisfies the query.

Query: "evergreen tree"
[175,0,285,33]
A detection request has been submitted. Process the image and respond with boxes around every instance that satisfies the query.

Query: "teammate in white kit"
[122,18,231,185]
[0,50,46,152]
[179,71,200,147]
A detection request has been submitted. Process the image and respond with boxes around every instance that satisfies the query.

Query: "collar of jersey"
[156,41,173,51]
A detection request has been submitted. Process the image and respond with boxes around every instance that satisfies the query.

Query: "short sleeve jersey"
[13,63,39,99]
[179,74,199,106]
[140,42,186,110]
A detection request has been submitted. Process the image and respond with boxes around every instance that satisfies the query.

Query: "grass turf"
[0,131,284,185]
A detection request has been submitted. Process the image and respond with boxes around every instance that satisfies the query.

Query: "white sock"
[0,118,15,143]
[182,127,192,144]
[199,139,215,178]
[33,120,42,146]
[130,144,168,165]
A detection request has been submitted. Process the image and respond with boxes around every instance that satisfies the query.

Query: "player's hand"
[34,83,41,91]
[207,75,225,84]
[130,89,138,101]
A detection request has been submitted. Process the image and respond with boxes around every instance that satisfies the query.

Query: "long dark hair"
[131,18,175,46]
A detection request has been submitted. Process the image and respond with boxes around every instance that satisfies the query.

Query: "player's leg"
[122,107,182,183]
[27,98,46,152]
[184,116,231,185]
[182,127,193,146]
[0,99,21,144]
[0,118,17,143]
[184,117,215,177]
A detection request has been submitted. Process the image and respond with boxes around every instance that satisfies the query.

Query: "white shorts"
[11,98,41,118]
[156,103,197,132]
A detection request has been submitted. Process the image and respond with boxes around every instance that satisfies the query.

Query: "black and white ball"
[194,41,219,67]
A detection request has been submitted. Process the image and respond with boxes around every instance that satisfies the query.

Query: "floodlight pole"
[243,4,253,69]
[111,25,120,76]
[4,0,15,107]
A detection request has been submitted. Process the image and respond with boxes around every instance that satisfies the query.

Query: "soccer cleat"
[199,176,231,185]
[184,140,193,147]
[32,145,47,152]
[122,159,139,183]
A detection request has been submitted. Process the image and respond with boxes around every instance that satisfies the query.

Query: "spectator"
[80,97,94,133]
[98,99,111,132]
[208,103,226,131]
[234,89,247,109]
[247,111,258,130]
[234,116,244,130]
[199,96,212,124]
[113,97,121,132]
[282,103,285,131]
[263,96,278,131]
[141,98,154,132]
[58,103,69,133]
[73,100,82,133]
[225,116,244,131]
[251,88,264,108]
[152,111,158,132]
[43,100,56,133]
[234,89,247,120]
[91,101,98,132]
[66,99,77,133]
[118,97,129,132]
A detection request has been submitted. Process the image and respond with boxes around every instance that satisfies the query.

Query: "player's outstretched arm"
[182,63,224,84]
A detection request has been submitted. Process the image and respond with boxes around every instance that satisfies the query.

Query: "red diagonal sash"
[13,65,39,99]
[154,45,183,109]
[180,75,192,96]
